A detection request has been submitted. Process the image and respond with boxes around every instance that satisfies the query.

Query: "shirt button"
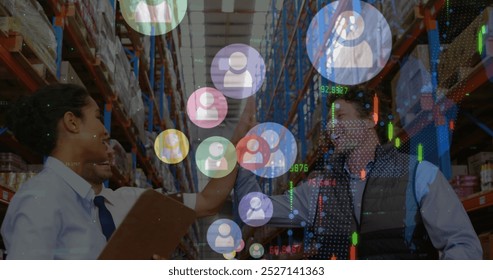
[93,220,97,223]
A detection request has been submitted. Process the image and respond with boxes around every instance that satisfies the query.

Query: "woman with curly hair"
[1,84,109,259]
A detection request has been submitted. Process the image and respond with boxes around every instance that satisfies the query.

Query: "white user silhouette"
[224,52,253,88]
[196,92,219,121]
[246,196,265,220]
[134,0,172,23]
[326,10,373,69]
[215,223,234,248]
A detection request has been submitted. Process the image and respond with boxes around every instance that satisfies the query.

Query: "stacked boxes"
[480,162,493,191]
[95,0,116,80]
[0,0,57,77]
[70,0,116,82]
[438,8,493,89]
[0,172,37,192]
[0,153,26,172]
[377,0,422,40]
[73,0,98,47]
[114,38,138,116]
[60,61,85,88]
[130,90,146,143]
[468,152,493,176]
[0,153,35,192]
[109,139,131,182]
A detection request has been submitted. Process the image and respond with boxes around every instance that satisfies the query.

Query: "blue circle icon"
[211,44,266,99]
[207,219,242,254]
[238,192,273,227]
[245,123,297,178]
[306,1,392,85]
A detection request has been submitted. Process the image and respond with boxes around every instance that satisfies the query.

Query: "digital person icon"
[305,1,392,85]
[261,130,286,168]
[238,192,273,227]
[223,52,253,88]
[196,92,219,121]
[249,243,264,259]
[327,10,373,69]
[242,139,263,164]
[154,129,189,164]
[204,142,228,171]
[236,135,270,171]
[246,197,265,221]
[207,219,242,254]
[187,88,228,129]
[197,137,236,178]
[214,223,235,248]
[134,0,172,23]
[161,133,182,161]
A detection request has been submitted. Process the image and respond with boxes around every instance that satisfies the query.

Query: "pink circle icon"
[236,135,271,171]
[187,87,228,129]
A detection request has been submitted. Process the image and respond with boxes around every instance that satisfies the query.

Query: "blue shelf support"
[150,27,156,89]
[426,17,451,179]
[103,102,111,188]
[52,17,64,80]
[109,0,115,10]
[159,65,165,121]
[131,148,137,171]
[125,48,139,78]
[282,4,290,120]
[295,0,307,161]
[104,103,112,135]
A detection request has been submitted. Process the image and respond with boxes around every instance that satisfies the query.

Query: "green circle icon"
[196,137,237,178]
[120,0,187,36]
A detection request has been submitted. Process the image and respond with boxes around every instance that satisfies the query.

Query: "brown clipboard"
[98,189,196,260]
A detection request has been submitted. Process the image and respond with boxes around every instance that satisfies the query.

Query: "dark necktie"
[94,195,116,241]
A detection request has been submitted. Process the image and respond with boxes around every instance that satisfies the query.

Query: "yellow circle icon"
[154,129,189,164]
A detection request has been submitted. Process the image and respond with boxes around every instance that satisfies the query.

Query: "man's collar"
[99,187,116,205]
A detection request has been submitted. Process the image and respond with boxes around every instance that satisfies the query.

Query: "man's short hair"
[327,86,393,144]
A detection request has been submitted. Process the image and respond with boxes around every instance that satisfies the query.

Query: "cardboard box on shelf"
[110,139,131,180]
[379,0,422,40]
[0,0,58,76]
[0,172,37,191]
[96,0,115,31]
[438,8,491,88]
[77,1,97,39]
[468,152,493,176]
[480,162,493,192]
[60,61,85,88]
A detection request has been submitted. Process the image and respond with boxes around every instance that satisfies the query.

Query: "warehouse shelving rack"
[0,0,198,258]
[244,0,487,259]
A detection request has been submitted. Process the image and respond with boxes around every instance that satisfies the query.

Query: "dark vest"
[306,145,438,260]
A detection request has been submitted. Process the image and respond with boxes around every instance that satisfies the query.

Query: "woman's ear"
[62,111,80,133]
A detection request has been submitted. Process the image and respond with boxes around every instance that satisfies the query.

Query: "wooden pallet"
[65,3,96,59]
[0,32,57,84]
[95,55,115,86]
[391,6,424,42]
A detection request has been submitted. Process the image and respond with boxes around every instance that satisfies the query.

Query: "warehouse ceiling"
[178,0,283,188]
